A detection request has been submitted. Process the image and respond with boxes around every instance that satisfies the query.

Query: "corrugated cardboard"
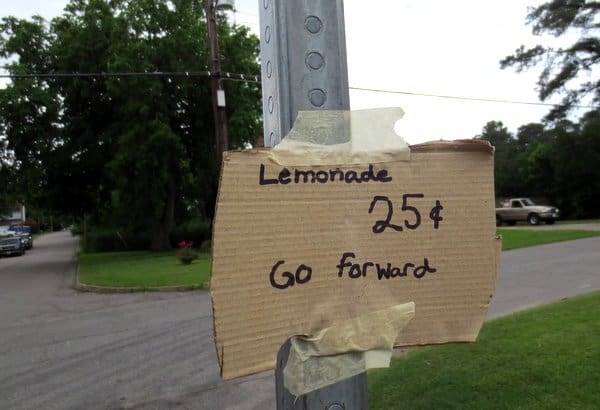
[211,140,500,380]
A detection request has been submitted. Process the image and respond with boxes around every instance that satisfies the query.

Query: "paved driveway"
[1,231,599,409]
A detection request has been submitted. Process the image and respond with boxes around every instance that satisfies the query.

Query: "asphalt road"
[0,232,272,410]
[1,229,599,409]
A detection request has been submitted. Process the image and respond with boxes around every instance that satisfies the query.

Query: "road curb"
[73,266,210,294]
[73,282,210,293]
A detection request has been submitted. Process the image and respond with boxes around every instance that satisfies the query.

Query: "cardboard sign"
[211,140,500,380]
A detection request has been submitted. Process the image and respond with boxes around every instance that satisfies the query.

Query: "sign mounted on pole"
[211,139,501,380]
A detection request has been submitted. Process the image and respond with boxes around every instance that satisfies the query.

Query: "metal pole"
[205,0,229,170]
[259,0,350,146]
[259,1,368,408]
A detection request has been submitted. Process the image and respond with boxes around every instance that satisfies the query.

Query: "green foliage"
[82,227,151,252]
[170,218,212,248]
[81,217,211,253]
[501,0,599,120]
[70,223,83,236]
[476,121,524,197]
[475,111,600,219]
[0,0,262,250]
[200,239,212,252]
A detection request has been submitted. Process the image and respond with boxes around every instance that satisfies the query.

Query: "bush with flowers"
[177,240,198,264]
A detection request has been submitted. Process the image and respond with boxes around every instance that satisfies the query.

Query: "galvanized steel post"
[259,1,368,409]
[259,0,351,146]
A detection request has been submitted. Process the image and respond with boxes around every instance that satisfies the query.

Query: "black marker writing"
[369,194,444,233]
[259,164,392,186]
[269,260,313,290]
[336,252,436,280]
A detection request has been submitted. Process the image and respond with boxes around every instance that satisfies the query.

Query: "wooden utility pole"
[204,0,229,170]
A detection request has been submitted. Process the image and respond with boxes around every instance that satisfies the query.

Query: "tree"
[0,16,61,211]
[475,121,526,197]
[516,122,549,149]
[0,0,262,250]
[475,111,599,219]
[501,0,600,120]
[550,111,600,217]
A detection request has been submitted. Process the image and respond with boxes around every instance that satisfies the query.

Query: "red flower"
[176,239,198,264]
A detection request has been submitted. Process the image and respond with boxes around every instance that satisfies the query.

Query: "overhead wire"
[0,69,261,83]
[0,68,596,109]
[349,86,597,109]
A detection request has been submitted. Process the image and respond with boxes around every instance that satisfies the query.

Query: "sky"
[0,0,593,144]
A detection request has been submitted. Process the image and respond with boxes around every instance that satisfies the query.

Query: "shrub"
[82,228,150,252]
[200,239,212,252]
[70,223,83,236]
[170,218,211,249]
[80,218,212,253]
[176,240,198,264]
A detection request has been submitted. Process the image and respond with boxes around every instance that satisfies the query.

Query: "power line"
[349,86,597,109]
[1,69,596,110]
[0,70,261,83]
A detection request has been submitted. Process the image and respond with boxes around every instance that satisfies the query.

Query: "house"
[0,204,26,230]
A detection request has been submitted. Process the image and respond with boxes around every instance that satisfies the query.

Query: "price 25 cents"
[368,194,444,233]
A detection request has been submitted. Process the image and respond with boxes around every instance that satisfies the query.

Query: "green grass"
[503,219,599,227]
[556,219,600,224]
[498,228,600,250]
[75,228,599,289]
[78,250,211,289]
[369,291,600,409]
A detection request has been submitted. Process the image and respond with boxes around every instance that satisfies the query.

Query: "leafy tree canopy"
[0,0,262,250]
[501,0,600,120]
[474,109,600,219]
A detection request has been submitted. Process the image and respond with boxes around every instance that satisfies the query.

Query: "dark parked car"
[0,236,26,256]
[8,225,33,249]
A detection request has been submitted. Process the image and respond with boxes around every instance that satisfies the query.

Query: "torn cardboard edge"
[211,142,498,379]
[224,138,494,161]
[211,107,498,380]
[410,139,494,154]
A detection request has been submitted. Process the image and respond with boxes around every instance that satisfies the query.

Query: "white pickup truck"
[496,198,559,226]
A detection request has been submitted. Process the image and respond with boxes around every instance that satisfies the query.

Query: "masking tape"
[269,107,410,166]
[283,302,415,397]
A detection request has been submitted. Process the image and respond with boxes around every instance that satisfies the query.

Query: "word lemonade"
[259,163,445,290]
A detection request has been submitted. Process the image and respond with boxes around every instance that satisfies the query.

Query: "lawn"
[368,291,600,409]
[78,250,210,289]
[498,228,600,250]
[502,219,600,226]
[557,218,600,224]
[76,228,600,289]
